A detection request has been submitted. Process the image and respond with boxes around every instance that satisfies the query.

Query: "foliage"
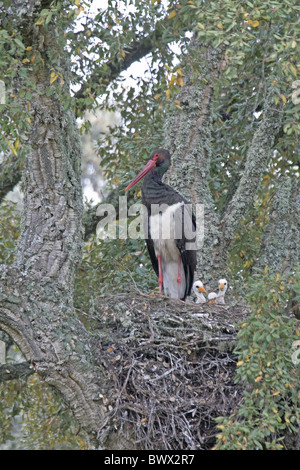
[0,363,89,449]
[0,202,89,449]
[90,3,192,188]
[193,0,300,232]
[0,26,32,158]
[0,1,80,159]
[74,233,158,313]
[214,270,300,450]
[196,0,300,141]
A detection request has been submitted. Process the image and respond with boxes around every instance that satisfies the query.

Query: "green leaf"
[14,38,25,50]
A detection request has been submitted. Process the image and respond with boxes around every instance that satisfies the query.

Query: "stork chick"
[215,278,228,305]
[193,280,207,304]
[208,292,217,304]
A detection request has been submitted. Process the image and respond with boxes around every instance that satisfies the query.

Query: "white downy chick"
[215,278,228,305]
[208,292,217,304]
[193,280,207,304]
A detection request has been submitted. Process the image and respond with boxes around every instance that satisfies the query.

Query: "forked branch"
[220,91,283,244]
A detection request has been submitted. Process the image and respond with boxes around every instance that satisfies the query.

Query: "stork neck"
[141,164,188,210]
[141,169,168,205]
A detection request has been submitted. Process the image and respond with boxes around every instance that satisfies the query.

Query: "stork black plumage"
[125,149,197,301]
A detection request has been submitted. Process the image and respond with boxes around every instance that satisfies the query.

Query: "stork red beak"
[125,159,156,191]
[219,283,225,291]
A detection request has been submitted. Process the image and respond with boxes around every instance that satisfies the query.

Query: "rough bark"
[220,94,283,245]
[0,1,109,445]
[257,175,300,276]
[163,43,227,284]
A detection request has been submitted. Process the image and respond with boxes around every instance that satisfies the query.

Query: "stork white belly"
[149,202,186,299]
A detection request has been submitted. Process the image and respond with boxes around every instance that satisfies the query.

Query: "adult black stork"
[125,148,197,301]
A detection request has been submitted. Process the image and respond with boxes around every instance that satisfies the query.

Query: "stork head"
[193,280,207,296]
[125,149,171,191]
[208,292,217,304]
[218,278,228,293]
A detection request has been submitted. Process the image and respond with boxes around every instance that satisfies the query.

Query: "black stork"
[125,148,197,301]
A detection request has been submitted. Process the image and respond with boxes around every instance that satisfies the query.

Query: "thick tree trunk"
[0,1,109,445]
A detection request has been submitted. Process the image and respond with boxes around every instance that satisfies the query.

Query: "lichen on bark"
[257,175,300,276]
[0,2,108,444]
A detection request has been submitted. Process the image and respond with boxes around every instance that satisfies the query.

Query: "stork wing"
[145,238,159,277]
[174,204,197,299]
[142,207,159,277]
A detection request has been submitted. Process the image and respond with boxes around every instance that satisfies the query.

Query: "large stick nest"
[91,291,250,450]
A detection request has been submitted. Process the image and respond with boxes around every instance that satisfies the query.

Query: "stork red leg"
[157,254,163,294]
[177,255,181,299]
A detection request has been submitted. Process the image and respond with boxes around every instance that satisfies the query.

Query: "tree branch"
[0,154,23,204]
[74,37,153,102]
[74,15,187,116]
[219,126,285,218]
[3,0,45,20]
[0,361,34,382]
[220,92,283,244]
